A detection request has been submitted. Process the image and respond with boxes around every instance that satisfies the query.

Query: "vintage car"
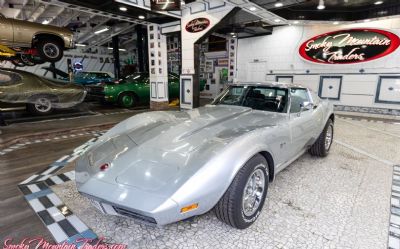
[0,68,86,115]
[87,72,205,108]
[73,71,115,85]
[76,82,334,229]
[0,13,74,63]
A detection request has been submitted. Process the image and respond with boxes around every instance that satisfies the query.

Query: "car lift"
[0,44,16,58]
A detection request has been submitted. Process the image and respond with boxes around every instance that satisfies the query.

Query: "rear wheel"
[37,39,64,62]
[27,95,56,115]
[214,154,269,229]
[118,92,136,108]
[309,119,334,157]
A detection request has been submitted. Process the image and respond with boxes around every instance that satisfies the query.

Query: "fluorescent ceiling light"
[374,1,383,5]
[95,27,109,34]
[333,21,340,25]
[293,20,300,24]
[42,19,50,25]
[274,19,281,23]
[317,0,325,9]
[75,43,87,47]
[119,6,127,11]
[230,32,235,35]
[275,1,283,7]
[138,15,145,19]
[249,6,257,11]
[364,19,371,22]
[108,47,127,51]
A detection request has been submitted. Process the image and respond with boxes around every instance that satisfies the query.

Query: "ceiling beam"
[78,17,112,43]
[92,23,137,46]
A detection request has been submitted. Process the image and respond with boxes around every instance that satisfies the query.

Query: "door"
[376,76,400,104]
[288,88,317,158]
[0,15,13,46]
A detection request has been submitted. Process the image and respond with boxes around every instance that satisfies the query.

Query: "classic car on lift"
[87,72,205,108]
[76,82,334,229]
[0,68,86,115]
[0,13,74,66]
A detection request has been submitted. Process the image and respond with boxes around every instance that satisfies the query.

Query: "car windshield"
[212,85,289,113]
[121,73,149,84]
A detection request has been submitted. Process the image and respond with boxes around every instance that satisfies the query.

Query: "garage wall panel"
[236,17,400,112]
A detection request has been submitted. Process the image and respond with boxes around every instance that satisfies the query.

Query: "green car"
[89,72,205,108]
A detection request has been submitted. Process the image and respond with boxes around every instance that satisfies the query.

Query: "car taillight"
[99,163,109,171]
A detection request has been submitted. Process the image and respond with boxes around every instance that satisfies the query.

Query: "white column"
[148,24,169,110]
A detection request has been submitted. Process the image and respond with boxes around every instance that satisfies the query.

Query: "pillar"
[148,24,169,110]
[112,35,121,79]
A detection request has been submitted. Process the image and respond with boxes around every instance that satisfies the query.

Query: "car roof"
[230,81,307,89]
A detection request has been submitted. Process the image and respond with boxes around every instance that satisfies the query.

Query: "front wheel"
[309,119,334,157]
[214,154,269,229]
[118,92,136,108]
[27,95,55,115]
[37,40,64,62]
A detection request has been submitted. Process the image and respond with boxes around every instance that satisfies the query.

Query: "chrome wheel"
[34,98,52,113]
[43,43,60,59]
[242,167,265,217]
[325,125,333,151]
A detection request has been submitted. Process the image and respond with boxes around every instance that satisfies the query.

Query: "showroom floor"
[1,114,399,249]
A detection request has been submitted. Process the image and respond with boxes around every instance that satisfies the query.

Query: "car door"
[287,88,318,158]
[0,15,13,46]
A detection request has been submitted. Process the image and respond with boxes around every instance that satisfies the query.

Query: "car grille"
[113,206,157,224]
[87,86,105,96]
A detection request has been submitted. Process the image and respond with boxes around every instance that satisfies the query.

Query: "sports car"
[75,82,334,229]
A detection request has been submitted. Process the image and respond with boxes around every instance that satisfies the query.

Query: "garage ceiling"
[251,0,400,21]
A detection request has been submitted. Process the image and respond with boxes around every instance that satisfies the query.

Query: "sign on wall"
[185,18,210,33]
[150,0,180,11]
[299,29,400,64]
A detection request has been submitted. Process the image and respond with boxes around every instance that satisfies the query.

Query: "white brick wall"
[237,17,400,111]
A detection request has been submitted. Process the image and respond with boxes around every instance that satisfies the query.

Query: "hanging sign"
[150,0,180,11]
[299,29,400,64]
[185,18,210,33]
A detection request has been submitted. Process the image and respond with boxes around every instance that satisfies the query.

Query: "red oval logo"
[299,28,400,64]
[185,18,210,33]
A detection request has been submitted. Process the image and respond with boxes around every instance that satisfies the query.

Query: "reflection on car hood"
[87,105,287,192]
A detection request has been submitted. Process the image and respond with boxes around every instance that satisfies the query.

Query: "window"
[212,85,289,113]
[289,88,310,113]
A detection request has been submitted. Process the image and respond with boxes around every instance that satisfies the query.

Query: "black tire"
[26,55,46,65]
[309,119,334,157]
[36,39,64,62]
[20,54,36,66]
[26,95,56,115]
[118,92,137,108]
[214,154,269,229]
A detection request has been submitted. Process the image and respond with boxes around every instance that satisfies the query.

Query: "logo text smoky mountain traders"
[299,29,400,64]
[185,18,210,33]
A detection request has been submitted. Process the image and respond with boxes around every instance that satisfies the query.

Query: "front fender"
[169,130,275,216]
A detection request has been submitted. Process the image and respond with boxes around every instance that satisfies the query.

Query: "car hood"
[83,105,287,192]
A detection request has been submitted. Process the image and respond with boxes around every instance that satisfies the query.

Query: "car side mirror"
[298,102,314,116]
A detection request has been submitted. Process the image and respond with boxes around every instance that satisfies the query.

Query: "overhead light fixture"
[108,47,127,51]
[317,0,325,10]
[333,21,340,25]
[75,43,87,47]
[274,1,283,7]
[95,27,109,34]
[119,6,127,11]
[374,1,383,5]
[138,15,145,19]
[249,6,257,11]
[230,32,235,35]
[293,20,300,24]
[232,35,237,38]
[364,19,371,22]
[42,19,50,25]
[274,19,281,23]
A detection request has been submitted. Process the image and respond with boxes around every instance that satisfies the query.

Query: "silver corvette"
[75,82,334,229]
